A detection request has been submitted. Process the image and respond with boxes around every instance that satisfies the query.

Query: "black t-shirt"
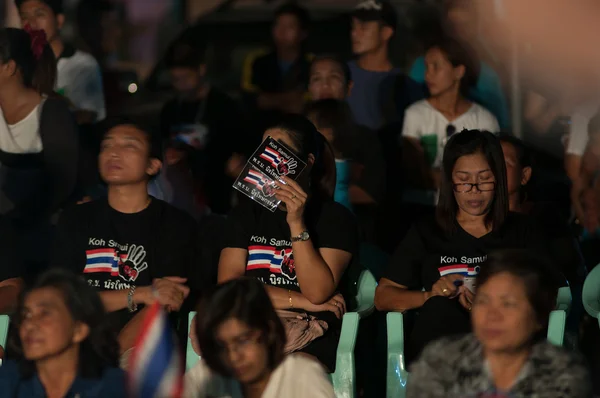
[224,199,358,293]
[384,213,564,290]
[51,198,197,332]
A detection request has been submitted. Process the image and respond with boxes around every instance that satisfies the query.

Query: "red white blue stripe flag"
[128,301,183,398]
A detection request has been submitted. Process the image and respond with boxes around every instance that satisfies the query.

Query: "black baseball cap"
[352,0,397,31]
[15,0,64,15]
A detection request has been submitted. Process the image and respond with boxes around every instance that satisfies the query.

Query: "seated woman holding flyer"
[374,130,565,365]
[218,114,359,372]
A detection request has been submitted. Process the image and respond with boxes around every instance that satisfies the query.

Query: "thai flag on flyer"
[259,146,282,167]
[243,168,267,188]
[128,301,183,398]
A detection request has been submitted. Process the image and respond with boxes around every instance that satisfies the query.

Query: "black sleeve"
[41,98,79,213]
[49,206,84,274]
[523,217,568,287]
[313,203,359,254]
[0,219,22,281]
[354,127,386,203]
[223,201,254,249]
[383,223,426,289]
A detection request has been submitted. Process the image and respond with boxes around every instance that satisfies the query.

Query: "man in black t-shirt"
[51,118,195,357]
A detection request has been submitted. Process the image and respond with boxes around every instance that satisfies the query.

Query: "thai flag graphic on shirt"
[259,147,282,167]
[243,169,267,188]
[247,245,295,280]
[438,264,481,277]
[84,248,126,276]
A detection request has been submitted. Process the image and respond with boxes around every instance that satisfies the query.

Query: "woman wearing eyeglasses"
[375,130,565,365]
[401,37,499,187]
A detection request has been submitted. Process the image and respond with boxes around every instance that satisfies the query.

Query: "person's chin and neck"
[101,157,162,215]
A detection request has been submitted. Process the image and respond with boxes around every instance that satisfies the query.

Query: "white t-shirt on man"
[56,46,106,121]
[401,99,500,168]
[183,354,335,398]
[566,102,600,157]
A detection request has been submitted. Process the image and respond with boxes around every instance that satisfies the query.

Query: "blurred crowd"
[0,0,598,397]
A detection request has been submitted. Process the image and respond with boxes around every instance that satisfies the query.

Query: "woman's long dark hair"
[10,269,120,379]
[305,99,358,159]
[437,129,509,234]
[196,278,286,378]
[273,114,336,202]
[0,27,56,95]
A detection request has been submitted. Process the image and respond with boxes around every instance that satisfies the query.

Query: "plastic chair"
[185,270,378,398]
[582,264,600,329]
[186,312,200,371]
[556,286,572,312]
[0,315,9,367]
[386,296,569,397]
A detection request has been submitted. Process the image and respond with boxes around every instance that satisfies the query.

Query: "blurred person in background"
[408,250,592,398]
[402,37,499,188]
[410,0,510,130]
[308,56,385,207]
[75,0,124,118]
[51,117,195,364]
[348,0,423,132]
[241,2,313,132]
[185,278,335,398]
[161,35,247,216]
[16,0,106,124]
[501,135,585,287]
[0,27,78,278]
[0,269,126,397]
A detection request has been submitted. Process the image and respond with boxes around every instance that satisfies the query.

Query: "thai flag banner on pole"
[128,301,183,398]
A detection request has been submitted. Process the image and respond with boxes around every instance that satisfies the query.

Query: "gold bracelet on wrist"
[288,290,293,308]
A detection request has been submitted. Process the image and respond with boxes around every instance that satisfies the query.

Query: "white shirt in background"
[57,48,106,121]
[402,99,500,168]
[183,354,335,398]
[566,102,600,157]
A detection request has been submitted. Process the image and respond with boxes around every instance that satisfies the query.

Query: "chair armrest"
[355,303,376,318]
[331,312,359,398]
[386,312,409,398]
[186,311,201,371]
[556,286,572,312]
[547,310,567,346]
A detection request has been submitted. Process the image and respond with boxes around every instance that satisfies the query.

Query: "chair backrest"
[582,264,600,320]
[355,269,377,316]
[186,312,201,371]
[0,315,9,366]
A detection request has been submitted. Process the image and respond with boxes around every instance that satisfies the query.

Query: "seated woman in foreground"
[408,249,592,398]
[0,269,125,397]
[218,115,358,372]
[375,130,565,364]
[185,278,335,398]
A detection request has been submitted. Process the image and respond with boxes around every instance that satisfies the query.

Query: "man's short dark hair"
[100,116,163,162]
[164,39,206,70]
[588,110,600,136]
[15,0,63,14]
[274,2,310,31]
[311,54,352,84]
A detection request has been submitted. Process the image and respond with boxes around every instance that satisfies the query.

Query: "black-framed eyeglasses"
[453,182,496,192]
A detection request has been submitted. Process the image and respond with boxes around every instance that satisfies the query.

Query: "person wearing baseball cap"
[347,0,424,131]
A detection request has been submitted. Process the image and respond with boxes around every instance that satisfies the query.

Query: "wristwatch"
[291,230,310,242]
